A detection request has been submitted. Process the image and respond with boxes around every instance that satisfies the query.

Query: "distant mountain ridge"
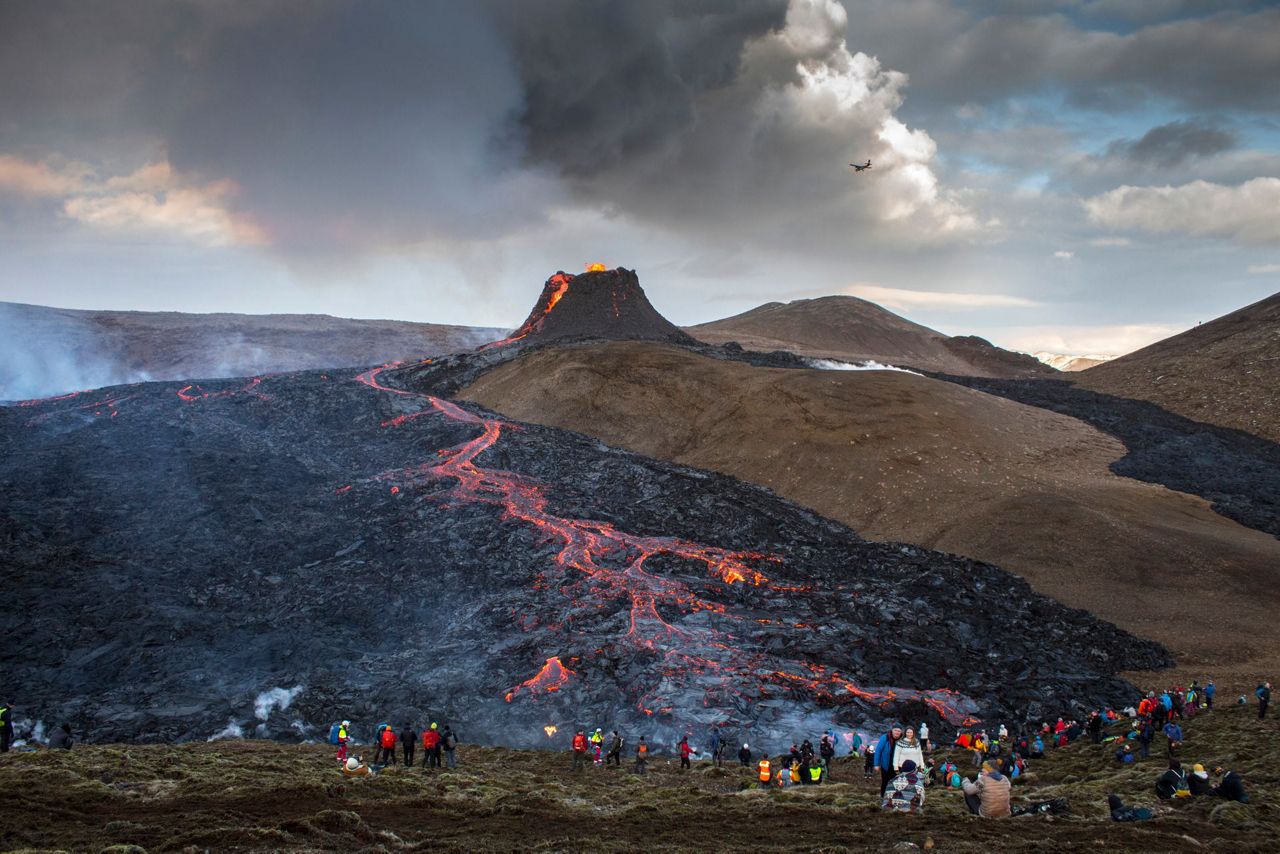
[0,301,506,401]
[1034,352,1116,372]
[686,295,1053,378]
[1074,291,1280,442]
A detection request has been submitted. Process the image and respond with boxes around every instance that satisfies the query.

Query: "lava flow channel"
[354,360,977,725]
[479,272,573,349]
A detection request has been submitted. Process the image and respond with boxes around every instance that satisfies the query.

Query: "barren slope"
[460,342,1280,680]
[1074,291,1280,442]
[686,296,1052,378]
[0,301,505,401]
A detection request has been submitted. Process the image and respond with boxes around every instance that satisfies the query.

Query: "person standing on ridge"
[1257,682,1271,719]
[709,728,722,768]
[634,736,648,774]
[572,729,588,772]
[590,728,604,765]
[377,725,398,766]
[422,723,441,769]
[400,724,417,769]
[756,756,772,789]
[1088,712,1103,744]
[606,730,623,766]
[442,724,458,769]
[738,743,752,767]
[679,736,692,771]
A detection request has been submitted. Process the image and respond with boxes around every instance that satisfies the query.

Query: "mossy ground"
[2,702,1277,852]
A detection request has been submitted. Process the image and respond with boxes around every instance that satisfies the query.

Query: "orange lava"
[585,263,607,272]
[505,656,575,702]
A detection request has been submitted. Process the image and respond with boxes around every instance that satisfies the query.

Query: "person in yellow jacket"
[335,720,351,764]
[590,728,604,765]
[757,757,772,789]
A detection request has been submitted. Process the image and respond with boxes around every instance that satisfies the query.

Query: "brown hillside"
[686,296,1052,378]
[1075,291,1280,443]
[459,342,1280,682]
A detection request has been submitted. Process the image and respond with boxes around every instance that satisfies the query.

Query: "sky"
[1,0,1279,356]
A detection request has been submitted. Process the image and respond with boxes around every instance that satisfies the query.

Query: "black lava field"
[1,269,1171,749]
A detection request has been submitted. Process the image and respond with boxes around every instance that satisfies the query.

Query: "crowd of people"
[330,719,460,776]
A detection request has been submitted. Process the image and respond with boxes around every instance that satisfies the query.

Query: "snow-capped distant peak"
[1032,351,1117,371]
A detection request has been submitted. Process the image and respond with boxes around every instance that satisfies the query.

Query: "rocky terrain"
[1073,291,1280,443]
[2,698,1274,853]
[458,341,1280,683]
[0,271,1169,748]
[0,300,505,402]
[686,295,1053,378]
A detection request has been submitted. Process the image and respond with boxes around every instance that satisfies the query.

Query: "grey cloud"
[1107,119,1236,168]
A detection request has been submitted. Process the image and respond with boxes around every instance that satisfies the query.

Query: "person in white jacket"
[919,722,931,753]
[894,726,926,773]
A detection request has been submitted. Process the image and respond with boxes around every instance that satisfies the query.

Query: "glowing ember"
[585,263,607,272]
[544,725,558,738]
[176,376,269,403]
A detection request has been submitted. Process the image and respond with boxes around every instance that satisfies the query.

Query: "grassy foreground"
[2,703,1277,853]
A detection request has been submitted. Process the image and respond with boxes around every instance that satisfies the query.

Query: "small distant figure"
[442,724,458,769]
[606,730,623,766]
[572,730,588,772]
[738,742,752,767]
[401,725,417,768]
[849,159,872,172]
[709,728,722,768]
[376,724,397,766]
[0,701,13,753]
[918,722,930,753]
[1204,679,1216,711]
[47,724,73,750]
[333,720,351,765]
[756,756,771,789]
[591,728,604,765]
[1189,763,1212,796]
[679,736,692,770]
[634,736,648,774]
[422,723,442,769]
[1257,682,1271,719]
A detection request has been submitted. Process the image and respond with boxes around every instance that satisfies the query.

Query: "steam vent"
[498,267,697,347]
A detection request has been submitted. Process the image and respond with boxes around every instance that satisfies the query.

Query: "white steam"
[208,719,245,741]
[808,358,920,375]
[254,685,304,721]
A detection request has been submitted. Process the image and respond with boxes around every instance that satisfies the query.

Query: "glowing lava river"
[356,358,979,727]
[1,341,1169,746]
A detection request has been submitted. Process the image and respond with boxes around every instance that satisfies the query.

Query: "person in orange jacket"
[378,725,398,766]
[572,730,589,772]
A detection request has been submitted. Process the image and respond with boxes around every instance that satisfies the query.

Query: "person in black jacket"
[1212,768,1250,802]
[738,743,752,766]
[400,726,416,768]
[47,723,73,750]
[1155,760,1188,799]
[1088,712,1103,744]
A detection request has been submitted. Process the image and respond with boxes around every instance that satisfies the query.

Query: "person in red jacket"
[378,726,397,766]
[572,730,589,772]
[679,736,692,770]
[421,723,442,769]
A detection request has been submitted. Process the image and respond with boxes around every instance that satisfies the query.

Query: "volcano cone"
[505,268,696,346]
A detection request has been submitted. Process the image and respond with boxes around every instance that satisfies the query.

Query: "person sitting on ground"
[46,723,73,750]
[894,726,925,775]
[1107,794,1153,822]
[1212,767,1249,803]
[342,756,374,777]
[1030,735,1045,759]
[1155,760,1190,800]
[1115,744,1135,764]
[1189,763,1212,796]
[962,762,1012,817]
[881,759,925,813]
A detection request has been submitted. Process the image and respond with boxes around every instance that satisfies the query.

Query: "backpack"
[638,743,648,756]
[444,733,457,750]
[380,728,396,748]
[328,724,342,745]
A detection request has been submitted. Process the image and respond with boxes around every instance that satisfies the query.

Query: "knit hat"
[1193,764,1206,774]
[900,760,917,772]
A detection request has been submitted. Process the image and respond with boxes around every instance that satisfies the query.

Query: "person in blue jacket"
[1257,682,1271,720]
[1205,680,1216,711]
[1163,720,1184,757]
[873,723,904,798]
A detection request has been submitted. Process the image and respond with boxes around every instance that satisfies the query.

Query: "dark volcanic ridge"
[489,267,697,349]
[3,336,1168,749]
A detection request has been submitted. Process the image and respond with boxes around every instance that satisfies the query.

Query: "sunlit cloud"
[843,283,1040,310]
